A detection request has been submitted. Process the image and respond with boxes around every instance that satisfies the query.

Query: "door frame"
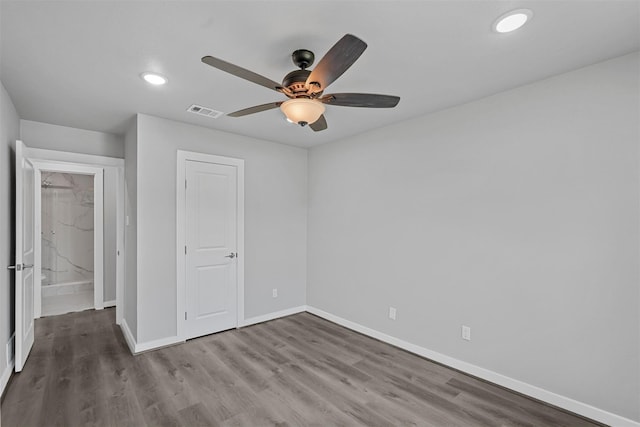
[26,147,125,324]
[32,161,105,314]
[176,150,245,341]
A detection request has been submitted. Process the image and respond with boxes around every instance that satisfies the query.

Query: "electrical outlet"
[272,288,278,298]
[461,325,471,341]
[388,307,397,320]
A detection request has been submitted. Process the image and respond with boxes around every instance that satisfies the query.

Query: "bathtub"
[41,280,93,297]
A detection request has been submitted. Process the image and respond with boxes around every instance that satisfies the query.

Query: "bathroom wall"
[41,172,94,286]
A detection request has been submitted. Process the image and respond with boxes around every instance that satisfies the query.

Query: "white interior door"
[14,141,35,372]
[184,160,238,339]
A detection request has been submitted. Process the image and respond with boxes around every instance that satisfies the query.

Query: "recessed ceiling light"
[141,72,167,85]
[493,9,533,33]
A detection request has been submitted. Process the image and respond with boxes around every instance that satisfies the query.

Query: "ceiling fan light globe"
[280,99,325,126]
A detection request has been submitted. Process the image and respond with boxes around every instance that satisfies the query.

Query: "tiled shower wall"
[41,172,94,286]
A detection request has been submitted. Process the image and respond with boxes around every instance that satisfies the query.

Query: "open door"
[12,140,35,372]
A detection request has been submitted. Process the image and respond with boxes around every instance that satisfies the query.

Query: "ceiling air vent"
[187,104,224,119]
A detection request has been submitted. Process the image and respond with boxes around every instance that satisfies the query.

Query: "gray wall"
[123,118,138,340]
[307,53,640,421]
[0,80,20,388]
[133,114,307,343]
[21,120,123,158]
[20,120,122,305]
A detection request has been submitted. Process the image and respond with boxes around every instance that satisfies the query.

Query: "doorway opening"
[33,162,104,318]
[40,171,95,316]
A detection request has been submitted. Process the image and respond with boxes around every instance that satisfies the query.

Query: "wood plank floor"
[1,308,602,427]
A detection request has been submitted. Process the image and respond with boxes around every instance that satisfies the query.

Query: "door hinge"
[185,179,187,189]
[185,312,187,320]
[185,245,187,254]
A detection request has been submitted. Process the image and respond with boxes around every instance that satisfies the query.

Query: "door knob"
[225,252,237,259]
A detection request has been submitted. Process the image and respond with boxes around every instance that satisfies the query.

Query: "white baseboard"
[135,335,183,354]
[121,305,308,355]
[119,319,137,355]
[2,332,15,395]
[120,306,304,355]
[119,318,183,354]
[306,305,640,427]
[114,303,638,425]
[103,300,116,308]
[1,358,14,397]
[240,305,307,327]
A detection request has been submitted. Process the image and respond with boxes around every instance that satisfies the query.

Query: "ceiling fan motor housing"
[282,69,313,96]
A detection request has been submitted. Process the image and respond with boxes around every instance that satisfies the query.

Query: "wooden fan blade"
[227,102,283,117]
[305,34,367,93]
[319,93,400,108]
[309,115,327,132]
[202,56,283,92]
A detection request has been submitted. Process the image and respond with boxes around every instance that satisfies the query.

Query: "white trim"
[134,335,184,354]
[1,332,15,395]
[305,306,640,427]
[119,319,184,355]
[240,305,307,328]
[128,305,305,353]
[176,150,245,341]
[94,169,104,310]
[103,299,116,308]
[119,319,137,355]
[0,358,14,396]
[26,147,124,167]
[32,161,105,311]
[236,159,245,326]
[34,168,42,318]
[25,148,124,322]
[115,167,124,325]
[113,303,638,425]
[176,154,186,340]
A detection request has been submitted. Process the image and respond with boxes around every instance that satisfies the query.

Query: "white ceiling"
[1,1,638,148]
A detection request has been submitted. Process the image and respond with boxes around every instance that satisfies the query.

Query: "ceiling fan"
[201,34,400,132]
